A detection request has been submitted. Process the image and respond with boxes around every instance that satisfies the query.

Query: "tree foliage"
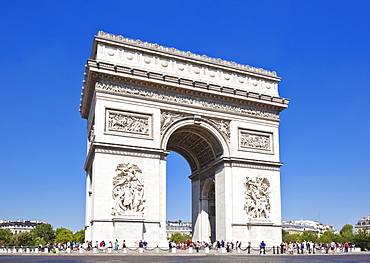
[29,224,55,244]
[73,230,85,243]
[0,224,86,247]
[168,232,192,244]
[55,228,73,243]
[0,229,13,246]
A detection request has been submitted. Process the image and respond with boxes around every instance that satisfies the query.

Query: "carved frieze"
[239,129,273,153]
[105,109,152,138]
[209,118,230,143]
[112,163,145,216]
[161,111,187,134]
[97,82,279,120]
[244,177,271,219]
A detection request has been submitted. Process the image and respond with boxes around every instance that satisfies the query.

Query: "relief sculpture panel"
[106,109,152,138]
[239,129,273,153]
[244,177,271,219]
[112,163,145,216]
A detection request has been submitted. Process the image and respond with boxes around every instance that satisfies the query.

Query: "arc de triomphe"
[79,31,289,246]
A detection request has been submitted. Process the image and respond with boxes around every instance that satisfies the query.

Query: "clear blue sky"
[1,0,369,232]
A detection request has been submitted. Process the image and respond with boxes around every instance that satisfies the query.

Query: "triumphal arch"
[79,31,289,246]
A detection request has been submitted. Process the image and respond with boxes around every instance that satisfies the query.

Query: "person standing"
[114,239,119,253]
[260,241,266,254]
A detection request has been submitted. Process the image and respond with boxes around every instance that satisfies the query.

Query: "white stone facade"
[0,219,47,234]
[80,31,289,247]
[282,220,335,235]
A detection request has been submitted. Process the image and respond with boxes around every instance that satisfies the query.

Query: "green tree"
[29,224,55,244]
[0,229,13,246]
[301,230,318,243]
[339,224,354,243]
[11,232,33,246]
[168,232,192,243]
[282,232,301,243]
[55,228,73,243]
[340,224,354,235]
[318,230,338,243]
[73,230,85,243]
[353,230,370,251]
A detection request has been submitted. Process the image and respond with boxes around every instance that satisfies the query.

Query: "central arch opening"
[164,124,223,243]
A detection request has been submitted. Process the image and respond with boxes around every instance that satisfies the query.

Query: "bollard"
[123,247,127,254]
[277,246,279,254]
[273,246,275,254]
[79,247,84,254]
[238,248,241,253]
[44,248,48,253]
[35,248,39,253]
[138,247,143,254]
[18,248,23,253]
[66,248,71,254]
[172,247,176,253]
[55,248,59,254]
[107,247,112,254]
[156,246,159,254]
[188,247,193,253]
[221,247,226,253]
[205,247,209,254]
[93,247,98,254]
[26,248,30,253]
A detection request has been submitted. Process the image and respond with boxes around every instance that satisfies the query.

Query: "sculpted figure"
[244,176,270,219]
[112,163,145,215]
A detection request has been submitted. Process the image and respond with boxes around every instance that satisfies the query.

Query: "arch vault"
[80,31,289,246]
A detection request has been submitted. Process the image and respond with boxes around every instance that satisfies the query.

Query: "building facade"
[0,219,47,234]
[166,222,192,239]
[355,215,370,232]
[282,220,335,235]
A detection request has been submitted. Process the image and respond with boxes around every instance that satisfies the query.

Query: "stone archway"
[80,31,289,247]
[162,121,226,243]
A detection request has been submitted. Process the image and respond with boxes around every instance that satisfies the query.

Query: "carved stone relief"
[96,82,279,120]
[112,163,145,216]
[239,129,273,153]
[244,177,270,219]
[209,118,230,143]
[106,109,152,138]
[160,111,187,134]
[88,124,95,147]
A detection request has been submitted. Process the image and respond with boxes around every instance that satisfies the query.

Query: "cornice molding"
[95,31,279,79]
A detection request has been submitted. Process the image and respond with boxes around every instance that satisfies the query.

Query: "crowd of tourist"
[4,239,356,255]
[279,241,355,255]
